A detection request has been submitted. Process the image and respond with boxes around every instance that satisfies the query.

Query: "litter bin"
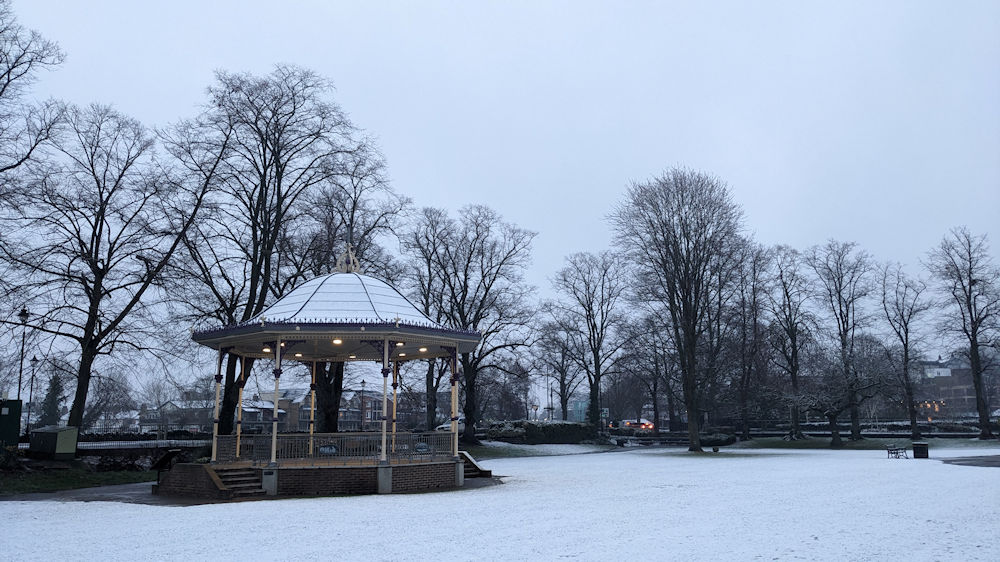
[912,442,929,459]
[29,425,78,460]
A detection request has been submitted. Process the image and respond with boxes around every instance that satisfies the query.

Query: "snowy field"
[4,445,1000,561]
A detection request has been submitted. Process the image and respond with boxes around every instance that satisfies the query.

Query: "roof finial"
[335,243,362,273]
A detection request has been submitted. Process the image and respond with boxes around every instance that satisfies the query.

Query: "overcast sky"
[16,1,1000,296]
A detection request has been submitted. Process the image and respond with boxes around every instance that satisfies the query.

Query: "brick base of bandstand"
[153,460,464,500]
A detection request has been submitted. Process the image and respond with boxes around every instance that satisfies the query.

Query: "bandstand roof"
[191,272,480,361]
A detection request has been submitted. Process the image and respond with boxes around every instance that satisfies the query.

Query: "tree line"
[1,3,997,451]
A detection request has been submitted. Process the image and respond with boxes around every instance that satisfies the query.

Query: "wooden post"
[270,338,282,465]
[380,339,389,463]
[309,361,317,456]
[391,360,399,452]
[451,347,459,458]
[210,350,224,462]
[235,357,245,459]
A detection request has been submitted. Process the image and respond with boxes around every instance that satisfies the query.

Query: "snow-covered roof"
[191,272,481,360]
[250,273,433,326]
[242,399,285,414]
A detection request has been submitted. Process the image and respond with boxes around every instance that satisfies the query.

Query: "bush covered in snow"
[699,433,737,447]
[486,420,596,444]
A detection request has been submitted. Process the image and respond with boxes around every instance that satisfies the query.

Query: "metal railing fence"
[216,431,454,466]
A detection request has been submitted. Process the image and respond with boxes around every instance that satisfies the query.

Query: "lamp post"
[360,380,366,431]
[16,307,28,402]
[531,403,539,421]
[26,355,38,434]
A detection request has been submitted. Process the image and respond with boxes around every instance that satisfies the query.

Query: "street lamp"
[26,355,38,434]
[360,380,366,431]
[17,307,28,402]
[531,403,539,421]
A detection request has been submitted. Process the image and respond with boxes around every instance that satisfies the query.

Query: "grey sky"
[17,1,1000,296]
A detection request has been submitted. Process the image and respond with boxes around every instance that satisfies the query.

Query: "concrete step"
[215,468,257,478]
[459,450,492,479]
[212,467,265,496]
[219,475,260,484]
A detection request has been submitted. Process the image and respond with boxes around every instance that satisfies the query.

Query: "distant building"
[567,399,588,422]
[914,356,999,420]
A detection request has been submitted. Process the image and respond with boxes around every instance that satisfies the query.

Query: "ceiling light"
[395,341,404,347]
[262,347,272,353]
[280,342,285,347]
[419,347,428,353]
[399,353,407,357]
[333,339,343,345]
[349,354,357,359]
[294,353,303,358]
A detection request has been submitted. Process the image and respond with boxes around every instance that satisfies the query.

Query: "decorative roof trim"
[192,319,480,342]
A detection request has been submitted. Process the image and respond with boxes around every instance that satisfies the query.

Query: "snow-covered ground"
[4,446,1000,561]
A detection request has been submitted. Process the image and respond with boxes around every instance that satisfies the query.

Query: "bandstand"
[155,258,481,498]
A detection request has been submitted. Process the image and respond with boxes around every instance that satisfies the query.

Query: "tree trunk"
[682,366,702,452]
[460,354,480,444]
[425,360,438,431]
[218,354,245,435]
[789,366,804,439]
[739,401,751,441]
[849,391,862,440]
[827,413,842,448]
[666,385,678,432]
[315,362,344,432]
[901,351,921,440]
[969,341,994,439]
[738,369,751,440]
[651,382,661,436]
[67,349,97,428]
[587,379,601,429]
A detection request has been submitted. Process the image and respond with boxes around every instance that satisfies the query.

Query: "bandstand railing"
[215,431,454,467]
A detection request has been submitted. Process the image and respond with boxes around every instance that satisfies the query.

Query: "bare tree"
[807,240,872,441]
[768,245,814,439]
[926,227,999,439]
[612,167,743,452]
[291,142,407,432]
[732,240,771,440]
[81,369,136,430]
[167,65,358,434]
[402,207,453,430]
[880,263,931,440]
[619,316,673,433]
[801,335,885,448]
[0,0,63,183]
[432,205,535,443]
[0,104,228,427]
[533,318,586,421]
[549,251,627,428]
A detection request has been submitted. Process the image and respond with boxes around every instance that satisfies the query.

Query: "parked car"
[435,419,466,432]
[619,419,654,430]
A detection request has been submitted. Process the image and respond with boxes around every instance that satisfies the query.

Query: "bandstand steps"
[459,451,492,479]
[213,467,265,497]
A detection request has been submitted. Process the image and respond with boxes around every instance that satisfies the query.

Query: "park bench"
[886,444,908,459]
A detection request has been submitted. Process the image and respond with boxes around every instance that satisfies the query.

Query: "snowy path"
[3,447,999,561]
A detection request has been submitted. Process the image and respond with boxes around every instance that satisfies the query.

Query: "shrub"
[699,433,736,447]
[486,420,596,444]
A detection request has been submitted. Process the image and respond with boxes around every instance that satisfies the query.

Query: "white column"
[451,347,459,457]
[391,360,399,452]
[270,338,282,465]
[380,339,389,463]
[235,357,245,459]
[210,350,224,462]
[309,361,317,456]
